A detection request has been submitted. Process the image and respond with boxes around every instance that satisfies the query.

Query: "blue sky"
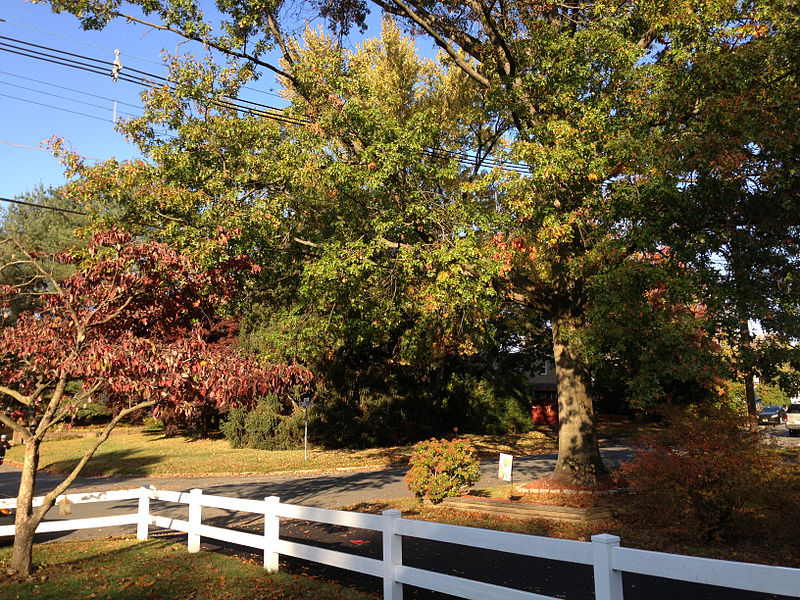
[0,1,315,204]
[2,2,171,201]
[0,2,410,207]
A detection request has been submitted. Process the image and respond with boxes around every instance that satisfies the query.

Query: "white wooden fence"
[1,487,799,600]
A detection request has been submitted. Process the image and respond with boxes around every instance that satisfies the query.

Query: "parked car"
[786,403,800,437]
[758,405,787,426]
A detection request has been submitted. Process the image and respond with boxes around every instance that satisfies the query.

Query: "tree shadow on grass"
[41,450,165,477]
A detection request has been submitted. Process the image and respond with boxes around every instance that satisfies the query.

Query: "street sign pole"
[299,397,314,461]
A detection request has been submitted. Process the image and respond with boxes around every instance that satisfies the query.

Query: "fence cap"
[591,534,620,544]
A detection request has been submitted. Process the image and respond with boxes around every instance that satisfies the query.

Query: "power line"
[0,196,88,216]
[0,36,304,125]
[1,18,286,99]
[0,140,104,162]
[0,91,115,123]
[0,69,141,108]
[1,18,165,67]
[0,34,114,70]
[0,34,531,173]
[0,79,139,118]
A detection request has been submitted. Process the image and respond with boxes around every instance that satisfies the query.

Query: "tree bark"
[10,439,41,576]
[7,399,158,576]
[739,323,759,434]
[744,370,759,434]
[549,304,608,485]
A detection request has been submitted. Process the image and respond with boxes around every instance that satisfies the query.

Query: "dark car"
[758,405,787,426]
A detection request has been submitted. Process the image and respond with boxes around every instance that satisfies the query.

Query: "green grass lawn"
[0,537,373,599]
[4,426,557,477]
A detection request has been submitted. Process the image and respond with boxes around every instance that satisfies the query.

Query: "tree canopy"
[36,0,800,483]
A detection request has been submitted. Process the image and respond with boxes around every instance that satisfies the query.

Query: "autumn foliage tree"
[0,228,311,577]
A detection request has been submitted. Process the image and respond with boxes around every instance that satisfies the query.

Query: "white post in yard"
[188,488,203,553]
[381,509,403,600]
[137,486,152,541]
[264,496,280,572]
[592,534,624,600]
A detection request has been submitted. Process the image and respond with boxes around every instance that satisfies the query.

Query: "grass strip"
[5,427,556,477]
[0,537,374,599]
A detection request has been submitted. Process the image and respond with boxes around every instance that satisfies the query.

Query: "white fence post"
[137,486,152,541]
[188,488,203,553]
[592,534,624,600]
[382,509,403,600]
[264,496,280,573]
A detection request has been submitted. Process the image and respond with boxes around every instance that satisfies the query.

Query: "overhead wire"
[0,140,104,162]
[0,34,532,173]
[0,196,88,217]
[0,69,141,108]
[0,79,140,119]
[2,18,286,99]
[0,91,116,123]
[0,36,306,126]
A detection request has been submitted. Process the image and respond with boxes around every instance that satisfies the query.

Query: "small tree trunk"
[744,370,758,434]
[549,304,607,486]
[739,322,759,434]
[6,398,158,577]
[10,439,43,576]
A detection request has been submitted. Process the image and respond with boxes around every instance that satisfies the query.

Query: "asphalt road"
[0,444,634,523]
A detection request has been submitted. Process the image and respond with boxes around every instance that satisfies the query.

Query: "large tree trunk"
[549,304,608,486]
[10,438,43,576]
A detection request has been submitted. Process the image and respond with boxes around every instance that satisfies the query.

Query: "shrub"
[221,396,305,450]
[220,404,248,448]
[73,401,111,425]
[620,404,789,541]
[405,438,481,504]
[141,416,165,431]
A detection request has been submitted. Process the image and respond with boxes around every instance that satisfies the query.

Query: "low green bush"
[221,396,304,450]
[73,401,111,425]
[405,438,481,504]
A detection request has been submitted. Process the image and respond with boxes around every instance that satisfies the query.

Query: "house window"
[538,363,548,376]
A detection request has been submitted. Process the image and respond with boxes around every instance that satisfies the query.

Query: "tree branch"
[86,295,135,329]
[636,26,659,50]
[33,399,157,525]
[111,10,296,84]
[50,381,104,427]
[465,0,515,78]
[7,238,84,344]
[373,0,490,88]
[33,374,68,441]
[0,385,32,406]
[0,411,32,444]
[292,236,322,249]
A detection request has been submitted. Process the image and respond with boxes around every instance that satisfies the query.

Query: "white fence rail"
[1,487,799,600]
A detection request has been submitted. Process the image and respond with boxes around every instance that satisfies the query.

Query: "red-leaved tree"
[0,228,311,576]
